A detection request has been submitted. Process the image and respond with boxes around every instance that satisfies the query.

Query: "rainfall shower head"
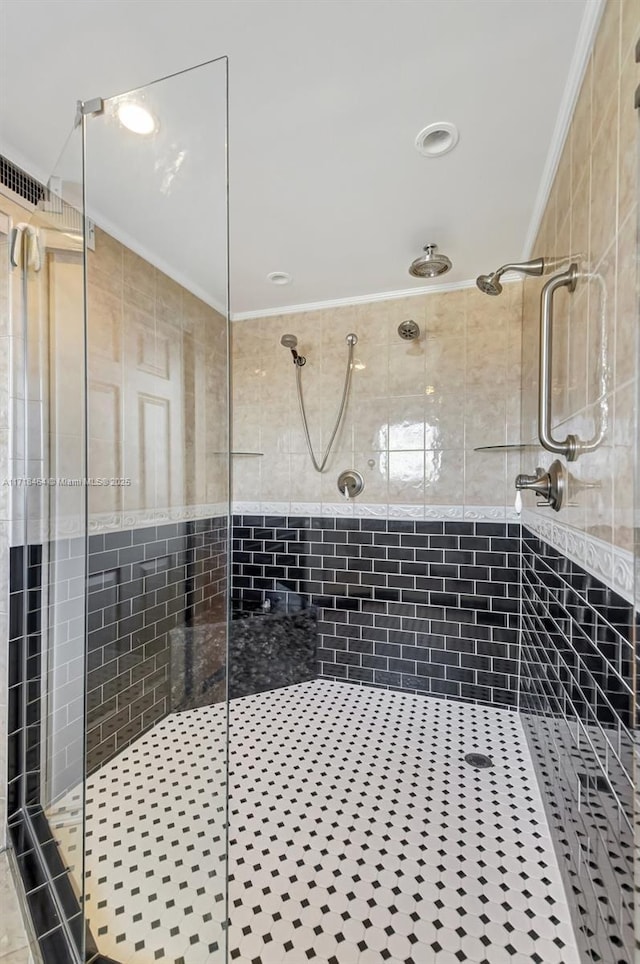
[475,257,569,296]
[281,333,305,365]
[409,243,452,279]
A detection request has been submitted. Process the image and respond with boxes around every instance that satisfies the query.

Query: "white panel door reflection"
[125,313,184,516]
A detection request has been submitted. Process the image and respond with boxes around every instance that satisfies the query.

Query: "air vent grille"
[0,155,46,206]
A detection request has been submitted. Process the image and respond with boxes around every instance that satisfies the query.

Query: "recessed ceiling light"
[117,102,158,136]
[415,122,459,157]
[267,271,292,285]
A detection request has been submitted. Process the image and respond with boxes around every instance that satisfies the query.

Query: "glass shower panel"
[634,100,640,964]
[6,126,88,962]
[81,58,229,964]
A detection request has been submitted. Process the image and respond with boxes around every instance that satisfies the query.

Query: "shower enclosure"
[6,58,230,962]
[4,13,639,964]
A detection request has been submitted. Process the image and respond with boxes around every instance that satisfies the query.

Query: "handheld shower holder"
[280,334,307,365]
[284,331,358,473]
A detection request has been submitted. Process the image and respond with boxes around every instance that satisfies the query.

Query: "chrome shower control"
[337,469,364,500]
[515,467,551,499]
[515,460,565,512]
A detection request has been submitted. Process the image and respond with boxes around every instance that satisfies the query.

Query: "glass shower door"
[5,127,89,962]
[79,59,229,964]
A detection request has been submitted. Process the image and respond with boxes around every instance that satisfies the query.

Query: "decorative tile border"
[232,501,520,522]
[10,503,230,545]
[95,503,229,534]
[522,509,634,603]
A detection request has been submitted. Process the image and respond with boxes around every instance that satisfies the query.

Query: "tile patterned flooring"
[50,680,580,964]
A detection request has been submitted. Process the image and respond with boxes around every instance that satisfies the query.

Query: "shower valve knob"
[515,460,565,512]
[337,470,364,500]
[515,468,551,499]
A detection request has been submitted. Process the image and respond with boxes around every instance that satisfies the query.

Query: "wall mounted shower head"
[476,271,507,296]
[397,320,420,340]
[475,256,569,296]
[280,333,305,365]
[409,243,452,279]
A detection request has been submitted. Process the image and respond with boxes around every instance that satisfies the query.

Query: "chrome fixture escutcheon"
[515,460,566,511]
[337,469,364,499]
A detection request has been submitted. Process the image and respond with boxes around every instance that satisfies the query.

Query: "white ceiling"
[0,0,599,317]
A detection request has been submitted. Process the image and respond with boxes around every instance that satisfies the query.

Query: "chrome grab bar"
[539,262,584,462]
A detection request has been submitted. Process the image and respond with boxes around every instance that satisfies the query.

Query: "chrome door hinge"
[74,97,104,127]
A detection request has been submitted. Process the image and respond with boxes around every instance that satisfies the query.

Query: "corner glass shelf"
[473,443,539,452]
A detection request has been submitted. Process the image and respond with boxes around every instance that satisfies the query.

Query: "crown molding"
[87,205,229,317]
[230,276,524,322]
[521,0,605,260]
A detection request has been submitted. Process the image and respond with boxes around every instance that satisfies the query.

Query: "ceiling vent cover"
[0,157,90,245]
[0,155,46,207]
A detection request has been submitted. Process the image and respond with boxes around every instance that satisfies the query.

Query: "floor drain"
[464,753,493,769]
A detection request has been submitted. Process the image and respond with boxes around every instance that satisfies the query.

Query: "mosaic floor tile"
[50,680,580,964]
